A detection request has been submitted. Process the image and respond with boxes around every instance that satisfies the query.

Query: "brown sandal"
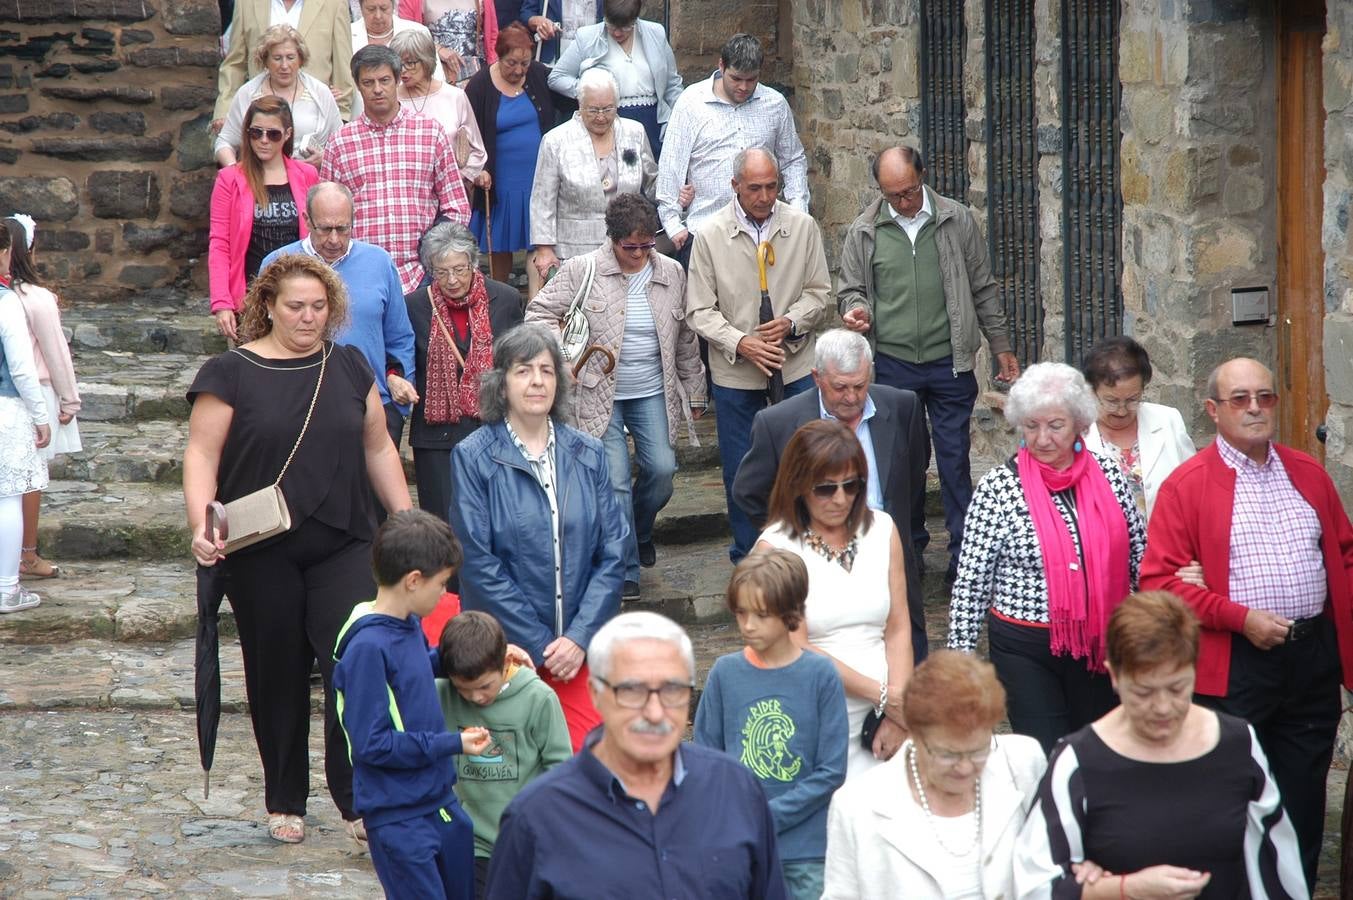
[19,551,60,580]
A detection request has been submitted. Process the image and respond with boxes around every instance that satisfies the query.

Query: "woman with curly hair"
[183,254,412,845]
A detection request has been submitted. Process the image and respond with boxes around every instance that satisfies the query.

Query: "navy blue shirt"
[485,728,788,900]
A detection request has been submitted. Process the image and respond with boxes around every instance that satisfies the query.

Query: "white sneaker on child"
[0,586,41,613]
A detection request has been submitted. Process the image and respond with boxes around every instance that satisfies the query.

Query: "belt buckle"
[1288,617,1315,643]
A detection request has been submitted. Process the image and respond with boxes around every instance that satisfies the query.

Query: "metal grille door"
[985,0,1041,365]
[921,0,968,202]
[1062,0,1123,363]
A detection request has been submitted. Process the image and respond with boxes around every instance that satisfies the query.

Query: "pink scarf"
[1017,446,1131,670]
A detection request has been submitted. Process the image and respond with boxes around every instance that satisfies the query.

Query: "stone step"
[0,537,740,651]
[72,349,203,423]
[67,293,227,357]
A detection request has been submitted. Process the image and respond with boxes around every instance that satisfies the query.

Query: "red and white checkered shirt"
[321,104,469,293]
[1218,436,1327,619]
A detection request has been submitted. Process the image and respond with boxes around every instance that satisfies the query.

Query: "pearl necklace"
[367,26,395,42]
[907,739,982,857]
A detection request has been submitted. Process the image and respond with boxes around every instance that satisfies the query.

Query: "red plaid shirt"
[1217,435,1328,619]
[321,105,469,293]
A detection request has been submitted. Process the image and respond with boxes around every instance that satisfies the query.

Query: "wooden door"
[1277,0,1327,457]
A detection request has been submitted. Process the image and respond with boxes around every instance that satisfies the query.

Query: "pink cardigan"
[208,156,319,313]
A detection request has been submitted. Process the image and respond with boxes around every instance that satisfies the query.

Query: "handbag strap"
[272,343,328,488]
[562,255,596,321]
[432,305,468,371]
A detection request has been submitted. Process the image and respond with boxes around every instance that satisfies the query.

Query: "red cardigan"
[207,156,318,313]
[1140,441,1353,696]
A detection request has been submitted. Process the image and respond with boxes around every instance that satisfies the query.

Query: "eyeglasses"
[1212,391,1279,410]
[247,126,286,142]
[923,735,996,766]
[433,264,474,279]
[605,20,636,33]
[811,478,865,499]
[618,240,656,253]
[884,185,924,203]
[593,676,693,709]
[584,105,617,117]
[311,224,353,237]
[1097,394,1143,412]
[400,59,420,70]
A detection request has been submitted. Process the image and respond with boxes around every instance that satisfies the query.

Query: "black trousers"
[1197,617,1341,891]
[988,614,1117,754]
[413,447,453,523]
[225,517,376,819]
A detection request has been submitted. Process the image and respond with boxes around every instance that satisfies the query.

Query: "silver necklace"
[907,739,982,857]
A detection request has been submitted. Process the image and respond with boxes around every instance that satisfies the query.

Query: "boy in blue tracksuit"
[334,510,492,900]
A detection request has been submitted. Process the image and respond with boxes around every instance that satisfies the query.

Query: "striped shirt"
[656,72,809,238]
[614,262,662,400]
[320,104,470,293]
[1216,435,1327,619]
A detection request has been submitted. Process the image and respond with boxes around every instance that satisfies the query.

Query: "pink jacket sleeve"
[482,0,498,64]
[399,0,423,23]
[208,167,243,314]
[19,285,80,415]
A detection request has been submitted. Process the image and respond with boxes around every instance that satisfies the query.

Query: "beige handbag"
[220,344,328,554]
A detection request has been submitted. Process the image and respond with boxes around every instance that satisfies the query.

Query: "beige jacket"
[685,200,833,390]
[525,244,706,442]
[215,0,356,120]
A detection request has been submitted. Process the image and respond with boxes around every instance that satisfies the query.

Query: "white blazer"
[1083,401,1195,522]
[823,735,1048,900]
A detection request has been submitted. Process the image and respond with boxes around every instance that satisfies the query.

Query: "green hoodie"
[436,665,572,858]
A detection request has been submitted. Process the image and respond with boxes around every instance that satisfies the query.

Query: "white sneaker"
[0,586,41,613]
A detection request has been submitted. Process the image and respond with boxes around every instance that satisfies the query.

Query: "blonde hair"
[253,24,310,70]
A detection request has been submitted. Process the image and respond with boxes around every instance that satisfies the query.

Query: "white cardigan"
[823,735,1047,900]
[1083,401,1195,521]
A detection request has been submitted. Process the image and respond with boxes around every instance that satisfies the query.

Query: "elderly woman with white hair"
[947,362,1146,753]
[391,29,488,186]
[528,66,657,284]
[404,221,522,520]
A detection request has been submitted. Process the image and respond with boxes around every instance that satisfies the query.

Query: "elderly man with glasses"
[838,144,1018,586]
[1141,357,1353,891]
[484,611,789,899]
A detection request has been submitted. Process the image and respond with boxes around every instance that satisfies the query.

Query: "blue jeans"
[873,353,977,575]
[602,393,678,582]
[712,373,814,562]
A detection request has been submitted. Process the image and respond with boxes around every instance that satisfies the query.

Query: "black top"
[187,342,377,552]
[244,183,300,282]
[402,277,524,449]
[1067,712,1257,898]
[464,61,554,212]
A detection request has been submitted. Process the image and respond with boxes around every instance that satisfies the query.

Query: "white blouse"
[215,70,343,160]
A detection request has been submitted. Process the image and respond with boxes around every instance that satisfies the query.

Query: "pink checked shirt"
[1217,435,1327,619]
[321,104,470,293]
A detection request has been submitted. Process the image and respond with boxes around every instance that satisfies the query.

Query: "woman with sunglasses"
[755,418,914,778]
[1081,336,1195,523]
[824,651,1047,899]
[208,95,320,343]
[525,192,703,601]
[947,363,1146,754]
[529,67,656,285]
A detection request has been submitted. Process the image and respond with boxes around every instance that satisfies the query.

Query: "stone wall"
[1323,5,1353,498]
[1116,1,1277,439]
[0,0,221,304]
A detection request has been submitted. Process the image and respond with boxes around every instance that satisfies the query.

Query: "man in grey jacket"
[838,146,1018,583]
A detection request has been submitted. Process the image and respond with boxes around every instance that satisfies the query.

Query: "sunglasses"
[1211,391,1279,410]
[247,126,286,142]
[811,478,865,499]
[618,241,656,252]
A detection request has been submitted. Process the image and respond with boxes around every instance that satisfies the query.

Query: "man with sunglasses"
[838,145,1017,586]
[486,612,788,899]
[1141,356,1353,891]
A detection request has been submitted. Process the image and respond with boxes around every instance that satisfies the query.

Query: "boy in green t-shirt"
[436,611,572,898]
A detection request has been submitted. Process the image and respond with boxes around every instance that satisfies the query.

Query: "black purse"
[860,709,883,750]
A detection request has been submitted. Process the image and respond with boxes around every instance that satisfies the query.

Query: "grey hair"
[732,146,778,183]
[420,221,480,274]
[1004,362,1099,433]
[305,181,354,222]
[814,328,872,374]
[587,611,695,683]
[478,322,574,424]
[389,29,437,81]
[577,66,619,106]
[720,33,763,72]
[351,43,401,82]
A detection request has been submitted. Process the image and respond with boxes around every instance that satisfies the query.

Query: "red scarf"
[423,273,494,424]
[1017,446,1131,671]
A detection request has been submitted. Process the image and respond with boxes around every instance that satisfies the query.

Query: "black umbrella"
[756,241,784,404]
[195,501,229,799]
